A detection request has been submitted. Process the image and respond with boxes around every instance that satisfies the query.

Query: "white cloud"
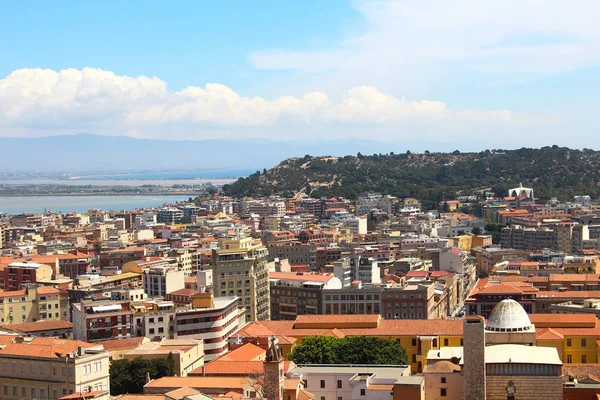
[0,67,544,141]
[250,0,600,88]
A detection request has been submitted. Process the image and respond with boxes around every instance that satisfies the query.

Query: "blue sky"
[1,0,599,149]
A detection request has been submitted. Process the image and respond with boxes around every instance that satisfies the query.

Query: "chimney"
[463,316,486,400]
[77,345,85,356]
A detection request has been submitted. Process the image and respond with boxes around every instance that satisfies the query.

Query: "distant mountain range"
[222,146,600,205]
[1,133,427,173]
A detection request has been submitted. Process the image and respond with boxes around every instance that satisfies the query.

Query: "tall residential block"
[212,236,270,321]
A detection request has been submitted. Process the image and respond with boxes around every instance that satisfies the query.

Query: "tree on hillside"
[289,335,409,365]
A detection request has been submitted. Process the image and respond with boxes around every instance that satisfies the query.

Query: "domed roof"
[485,299,532,332]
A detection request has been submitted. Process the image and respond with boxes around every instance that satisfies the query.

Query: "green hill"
[222,146,600,207]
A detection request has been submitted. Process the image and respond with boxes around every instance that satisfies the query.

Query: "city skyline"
[1,1,599,148]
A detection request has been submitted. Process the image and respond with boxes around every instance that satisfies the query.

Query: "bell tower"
[263,338,284,400]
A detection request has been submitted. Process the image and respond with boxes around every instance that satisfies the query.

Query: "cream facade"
[213,236,270,321]
[0,337,110,400]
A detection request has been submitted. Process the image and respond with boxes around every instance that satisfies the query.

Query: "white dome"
[485,299,532,332]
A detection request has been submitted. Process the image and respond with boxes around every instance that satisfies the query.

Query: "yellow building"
[236,314,463,373]
[0,286,66,324]
[238,313,600,373]
[450,235,472,251]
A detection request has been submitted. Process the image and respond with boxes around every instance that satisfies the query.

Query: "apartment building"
[99,246,146,268]
[157,207,184,224]
[322,284,382,315]
[382,284,436,320]
[212,236,270,321]
[2,261,53,291]
[72,299,133,342]
[174,293,244,361]
[0,286,68,324]
[0,337,110,400]
[269,271,342,320]
[143,265,184,297]
[268,242,317,267]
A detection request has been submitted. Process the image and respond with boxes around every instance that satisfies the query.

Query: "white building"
[174,295,245,361]
[144,265,185,297]
[288,365,416,400]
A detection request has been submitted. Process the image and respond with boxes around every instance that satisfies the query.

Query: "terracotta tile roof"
[536,327,564,340]
[241,317,463,338]
[97,337,146,351]
[529,314,596,327]
[406,270,428,277]
[197,360,264,376]
[294,314,380,327]
[165,386,201,398]
[218,343,265,362]
[109,396,165,400]
[37,286,60,295]
[168,288,198,296]
[563,364,600,383]
[0,338,97,359]
[144,376,247,390]
[0,320,72,333]
[0,289,27,298]
[550,274,600,282]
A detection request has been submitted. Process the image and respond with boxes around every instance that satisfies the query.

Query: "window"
[31,387,36,398]
[412,354,416,363]
[441,377,446,383]
[21,363,25,373]
[443,338,449,346]
[360,389,366,396]
[40,364,44,374]
[567,339,572,347]
[12,362,16,372]
[411,338,417,346]
[582,355,587,363]
[441,388,447,397]
[567,355,572,363]
[338,397,342,400]
[40,388,46,398]
[12,386,17,396]
[321,397,325,400]
[582,339,587,347]
[460,339,464,346]
[3,385,7,395]
[22,387,27,396]
[320,380,325,388]
[337,380,342,389]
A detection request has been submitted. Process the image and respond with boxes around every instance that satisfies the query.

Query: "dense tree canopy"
[222,147,600,203]
[289,335,409,365]
[110,354,175,395]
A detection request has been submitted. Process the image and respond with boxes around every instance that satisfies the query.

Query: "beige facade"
[123,338,204,377]
[0,286,67,324]
[213,237,270,321]
[0,337,110,400]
